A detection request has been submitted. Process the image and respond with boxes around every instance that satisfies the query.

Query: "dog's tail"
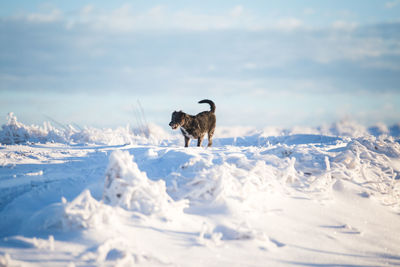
[198,99,216,113]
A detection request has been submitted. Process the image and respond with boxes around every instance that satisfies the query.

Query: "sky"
[1,1,400,129]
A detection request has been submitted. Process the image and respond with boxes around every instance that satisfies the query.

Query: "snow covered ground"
[0,113,399,267]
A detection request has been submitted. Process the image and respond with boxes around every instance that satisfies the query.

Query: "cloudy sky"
[1,1,400,129]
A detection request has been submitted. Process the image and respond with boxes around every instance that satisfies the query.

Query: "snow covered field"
[0,113,400,267]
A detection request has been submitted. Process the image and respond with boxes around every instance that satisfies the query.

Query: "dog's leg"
[207,130,214,147]
[184,136,190,147]
[197,136,204,147]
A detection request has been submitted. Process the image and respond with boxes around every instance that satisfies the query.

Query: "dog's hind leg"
[184,136,190,147]
[207,130,214,147]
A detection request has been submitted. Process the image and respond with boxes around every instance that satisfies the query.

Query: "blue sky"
[1,1,400,129]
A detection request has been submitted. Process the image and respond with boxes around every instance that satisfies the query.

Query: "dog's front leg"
[184,136,190,147]
[197,136,204,147]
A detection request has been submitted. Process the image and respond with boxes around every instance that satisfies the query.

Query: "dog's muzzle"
[169,122,179,130]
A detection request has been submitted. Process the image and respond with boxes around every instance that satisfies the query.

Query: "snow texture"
[103,150,187,218]
[0,114,399,266]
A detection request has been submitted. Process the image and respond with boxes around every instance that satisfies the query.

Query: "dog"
[169,99,216,147]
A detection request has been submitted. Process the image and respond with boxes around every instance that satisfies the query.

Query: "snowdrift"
[103,150,187,218]
[21,190,115,233]
[0,113,400,266]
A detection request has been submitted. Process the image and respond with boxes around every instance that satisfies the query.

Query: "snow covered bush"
[0,113,70,144]
[22,190,115,232]
[63,190,115,229]
[0,113,168,145]
[69,124,167,146]
[324,119,368,137]
[103,150,187,217]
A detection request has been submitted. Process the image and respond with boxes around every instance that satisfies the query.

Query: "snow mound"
[331,136,400,207]
[178,160,279,207]
[79,238,137,265]
[22,190,115,233]
[80,238,168,266]
[103,150,187,217]
[63,190,115,230]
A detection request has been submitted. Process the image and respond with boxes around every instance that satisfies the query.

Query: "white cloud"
[275,18,303,31]
[27,4,304,32]
[303,8,316,16]
[230,5,244,17]
[81,5,94,15]
[148,5,166,17]
[101,4,137,32]
[26,9,62,23]
[385,0,400,8]
[312,36,392,64]
[332,20,358,31]
[207,65,217,72]
[243,63,257,70]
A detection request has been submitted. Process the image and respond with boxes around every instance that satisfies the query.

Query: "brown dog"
[169,100,216,147]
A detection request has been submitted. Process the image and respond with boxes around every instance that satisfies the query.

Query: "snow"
[0,114,400,266]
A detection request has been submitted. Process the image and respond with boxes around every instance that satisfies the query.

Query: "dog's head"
[169,111,185,130]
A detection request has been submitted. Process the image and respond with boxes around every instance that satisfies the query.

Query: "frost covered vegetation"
[0,113,166,146]
[0,114,399,266]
